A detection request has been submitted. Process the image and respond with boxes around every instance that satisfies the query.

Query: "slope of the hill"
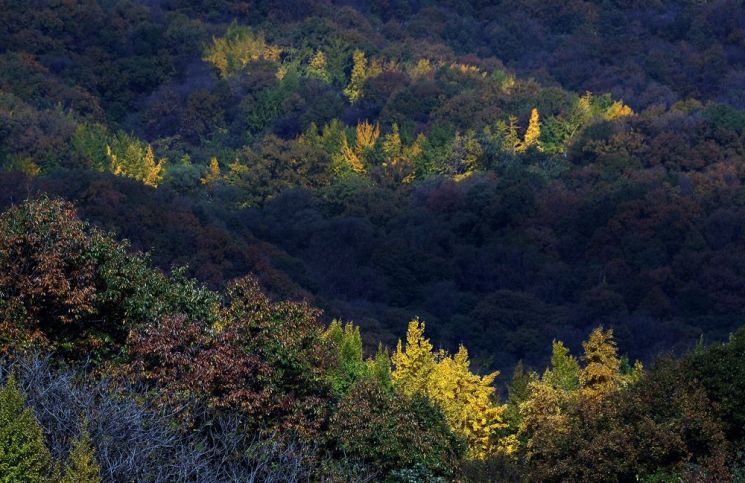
[1,0,744,369]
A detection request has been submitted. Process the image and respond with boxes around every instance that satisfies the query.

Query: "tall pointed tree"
[60,425,101,483]
[344,49,368,103]
[391,319,436,397]
[0,374,53,482]
[518,108,542,152]
[579,327,621,399]
[544,340,580,392]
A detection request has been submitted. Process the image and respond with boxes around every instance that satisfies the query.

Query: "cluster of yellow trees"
[387,320,642,462]
[203,22,281,78]
[392,319,512,458]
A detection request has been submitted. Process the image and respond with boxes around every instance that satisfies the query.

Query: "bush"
[329,377,464,480]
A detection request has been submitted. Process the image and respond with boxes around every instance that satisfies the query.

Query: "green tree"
[543,340,580,392]
[0,374,52,482]
[686,327,745,444]
[60,425,101,483]
[323,320,367,395]
[329,377,464,479]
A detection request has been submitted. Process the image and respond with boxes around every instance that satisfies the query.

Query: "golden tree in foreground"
[392,319,510,459]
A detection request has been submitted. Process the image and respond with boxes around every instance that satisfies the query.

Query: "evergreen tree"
[60,425,101,483]
[323,320,367,394]
[368,343,392,390]
[503,361,533,434]
[544,340,580,392]
[0,374,52,482]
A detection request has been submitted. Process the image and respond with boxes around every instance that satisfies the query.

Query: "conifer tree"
[141,145,165,188]
[392,320,511,458]
[60,425,101,483]
[518,108,542,152]
[354,120,380,155]
[391,319,436,397]
[340,134,366,174]
[368,343,392,390]
[544,340,580,392]
[0,374,52,482]
[344,50,368,103]
[307,51,330,83]
[504,361,533,434]
[429,346,509,458]
[201,157,221,185]
[579,327,621,399]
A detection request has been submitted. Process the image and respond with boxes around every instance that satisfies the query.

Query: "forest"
[1,0,745,481]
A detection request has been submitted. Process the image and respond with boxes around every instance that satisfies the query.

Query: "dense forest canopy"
[1,0,745,480]
[2,0,744,369]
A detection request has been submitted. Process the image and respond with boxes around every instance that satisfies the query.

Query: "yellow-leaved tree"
[339,120,380,175]
[106,134,165,188]
[201,157,221,185]
[344,50,368,103]
[391,318,436,397]
[392,319,511,459]
[518,108,542,152]
[307,51,330,83]
[579,326,621,400]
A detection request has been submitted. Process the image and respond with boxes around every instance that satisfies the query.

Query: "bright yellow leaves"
[203,22,281,78]
[106,140,165,188]
[201,157,221,185]
[392,319,510,459]
[344,50,368,103]
[340,120,380,174]
[307,50,330,83]
[517,108,542,152]
[579,326,622,400]
[392,319,437,397]
[605,100,634,120]
[410,59,434,79]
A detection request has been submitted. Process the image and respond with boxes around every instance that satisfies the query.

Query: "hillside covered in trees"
[1,0,745,480]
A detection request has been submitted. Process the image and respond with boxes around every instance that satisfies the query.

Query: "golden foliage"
[203,23,281,78]
[392,319,510,459]
[141,145,165,188]
[340,135,366,174]
[201,157,221,185]
[354,120,380,154]
[605,100,634,120]
[410,59,434,79]
[518,108,542,152]
[579,327,621,400]
[344,49,368,103]
[307,51,330,83]
[391,319,436,397]
[106,141,165,188]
